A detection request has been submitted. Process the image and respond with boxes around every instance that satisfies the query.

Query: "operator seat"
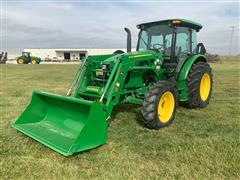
[164,47,181,59]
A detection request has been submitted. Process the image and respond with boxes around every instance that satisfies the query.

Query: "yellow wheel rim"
[32,60,37,64]
[157,91,175,123]
[200,73,211,101]
[18,59,24,64]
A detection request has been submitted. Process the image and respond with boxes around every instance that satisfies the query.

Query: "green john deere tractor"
[13,19,213,156]
[17,52,41,64]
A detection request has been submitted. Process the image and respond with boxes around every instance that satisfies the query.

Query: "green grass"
[1,58,240,179]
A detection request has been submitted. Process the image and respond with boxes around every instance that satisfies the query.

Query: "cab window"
[192,30,197,53]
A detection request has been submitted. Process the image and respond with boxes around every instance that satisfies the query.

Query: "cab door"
[175,27,191,61]
[175,27,195,74]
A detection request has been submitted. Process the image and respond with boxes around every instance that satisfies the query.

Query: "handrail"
[67,58,87,96]
[100,59,120,102]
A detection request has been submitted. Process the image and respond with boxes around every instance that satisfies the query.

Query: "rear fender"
[177,55,206,101]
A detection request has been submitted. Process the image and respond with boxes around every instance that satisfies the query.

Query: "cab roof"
[137,19,202,32]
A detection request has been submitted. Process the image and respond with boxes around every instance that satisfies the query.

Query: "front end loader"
[13,19,213,156]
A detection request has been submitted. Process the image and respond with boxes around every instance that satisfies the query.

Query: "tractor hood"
[103,50,162,65]
[31,56,41,60]
[123,50,160,59]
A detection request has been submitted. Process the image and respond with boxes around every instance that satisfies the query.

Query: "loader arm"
[73,56,121,117]
[73,51,160,118]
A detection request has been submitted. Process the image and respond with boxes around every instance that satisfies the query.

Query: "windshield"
[137,24,173,56]
[23,52,29,56]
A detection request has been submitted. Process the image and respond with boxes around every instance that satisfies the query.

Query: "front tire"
[142,80,178,129]
[31,59,39,64]
[185,61,213,108]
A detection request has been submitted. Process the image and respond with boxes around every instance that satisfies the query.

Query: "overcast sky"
[1,0,239,55]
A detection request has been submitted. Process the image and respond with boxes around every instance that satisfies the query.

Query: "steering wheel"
[152,44,164,51]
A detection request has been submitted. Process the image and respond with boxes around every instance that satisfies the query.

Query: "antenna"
[228,26,235,56]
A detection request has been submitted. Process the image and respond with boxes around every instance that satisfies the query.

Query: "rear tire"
[185,61,213,108]
[17,57,26,64]
[142,80,178,129]
[113,50,125,54]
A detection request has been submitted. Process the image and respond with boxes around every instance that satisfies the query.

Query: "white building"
[23,48,127,61]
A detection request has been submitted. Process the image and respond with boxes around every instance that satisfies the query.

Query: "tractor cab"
[136,19,206,66]
[22,52,31,58]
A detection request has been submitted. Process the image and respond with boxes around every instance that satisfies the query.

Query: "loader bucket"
[12,91,108,156]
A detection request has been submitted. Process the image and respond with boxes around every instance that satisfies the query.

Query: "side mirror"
[197,43,206,55]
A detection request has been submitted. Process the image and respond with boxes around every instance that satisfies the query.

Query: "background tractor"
[0,52,7,64]
[17,52,41,64]
[13,19,213,156]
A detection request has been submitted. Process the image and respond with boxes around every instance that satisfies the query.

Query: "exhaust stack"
[124,28,131,52]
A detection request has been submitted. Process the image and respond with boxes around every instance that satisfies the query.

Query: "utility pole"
[228,26,235,56]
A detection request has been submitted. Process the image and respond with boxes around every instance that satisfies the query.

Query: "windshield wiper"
[140,37,149,48]
[139,37,158,51]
